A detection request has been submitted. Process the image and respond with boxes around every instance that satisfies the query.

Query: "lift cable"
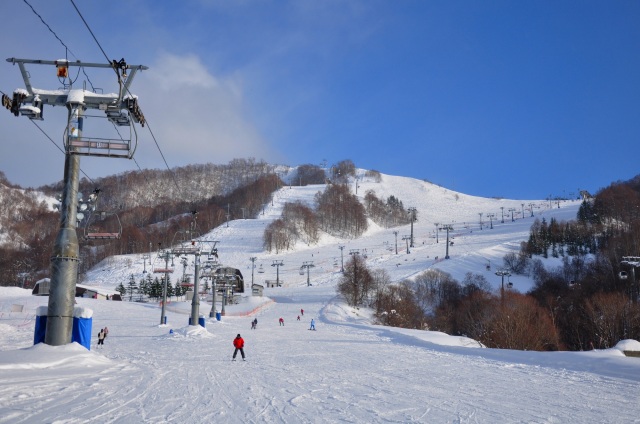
[1,87,95,184]
[30,120,96,185]
[69,0,182,192]
[22,0,97,92]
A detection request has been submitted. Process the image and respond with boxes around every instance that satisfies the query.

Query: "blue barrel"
[188,316,206,327]
[33,309,92,350]
[72,316,92,350]
[216,312,221,321]
[34,315,47,345]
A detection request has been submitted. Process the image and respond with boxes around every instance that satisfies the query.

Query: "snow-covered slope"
[2,173,638,422]
[83,172,578,295]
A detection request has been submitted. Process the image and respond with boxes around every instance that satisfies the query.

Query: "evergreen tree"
[150,277,162,300]
[174,279,183,300]
[165,277,175,299]
[126,274,137,301]
[115,282,127,298]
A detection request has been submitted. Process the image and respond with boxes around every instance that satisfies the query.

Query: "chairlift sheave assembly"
[5,58,148,160]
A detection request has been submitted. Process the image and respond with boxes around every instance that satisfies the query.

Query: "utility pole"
[509,208,516,222]
[495,269,511,305]
[301,261,315,286]
[171,218,217,326]
[226,203,230,227]
[487,213,495,229]
[441,225,453,259]
[393,231,399,254]
[620,257,639,304]
[3,58,147,346]
[500,207,505,224]
[338,246,345,272]
[199,252,219,318]
[272,260,284,287]
[434,224,439,243]
[155,249,174,325]
[402,235,411,254]
[478,212,483,230]
[250,257,257,288]
[408,207,416,247]
[528,203,535,217]
[209,275,218,318]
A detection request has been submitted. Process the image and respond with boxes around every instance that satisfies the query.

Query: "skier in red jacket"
[232,334,245,361]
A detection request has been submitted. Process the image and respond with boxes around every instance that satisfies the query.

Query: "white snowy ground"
[2,172,640,423]
[1,286,640,423]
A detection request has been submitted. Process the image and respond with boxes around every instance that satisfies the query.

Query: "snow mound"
[168,325,215,339]
[0,342,112,370]
[614,339,640,352]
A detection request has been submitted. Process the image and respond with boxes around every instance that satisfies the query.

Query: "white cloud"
[131,51,276,170]
[148,52,218,91]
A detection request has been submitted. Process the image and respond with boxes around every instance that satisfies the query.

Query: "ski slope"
[1,172,639,423]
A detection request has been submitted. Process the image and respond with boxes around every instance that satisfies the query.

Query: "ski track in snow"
[1,175,640,423]
[1,290,639,423]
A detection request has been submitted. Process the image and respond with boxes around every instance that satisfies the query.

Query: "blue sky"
[1,0,639,199]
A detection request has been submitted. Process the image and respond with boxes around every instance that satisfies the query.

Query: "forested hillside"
[331,176,640,351]
[0,159,281,286]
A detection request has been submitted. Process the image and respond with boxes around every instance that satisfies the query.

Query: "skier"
[300,308,304,316]
[251,318,258,329]
[232,334,245,361]
[279,317,284,326]
[297,315,300,321]
[97,329,105,347]
[309,318,316,331]
[104,326,109,339]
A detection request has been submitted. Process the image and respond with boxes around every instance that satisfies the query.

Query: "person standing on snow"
[300,308,304,316]
[97,329,105,347]
[309,319,316,330]
[232,334,245,361]
[279,317,284,326]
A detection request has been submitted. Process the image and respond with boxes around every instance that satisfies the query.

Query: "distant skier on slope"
[279,317,284,326]
[97,329,106,347]
[232,334,245,361]
[300,308,304,316]
[309,319,315,331]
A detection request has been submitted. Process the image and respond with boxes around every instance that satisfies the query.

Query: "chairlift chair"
[84,211,122,240]
[258,264,265,274]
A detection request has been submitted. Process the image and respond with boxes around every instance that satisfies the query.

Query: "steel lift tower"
[3,58,147,346]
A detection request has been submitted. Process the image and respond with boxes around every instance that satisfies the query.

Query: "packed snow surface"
[1,173,639,423]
